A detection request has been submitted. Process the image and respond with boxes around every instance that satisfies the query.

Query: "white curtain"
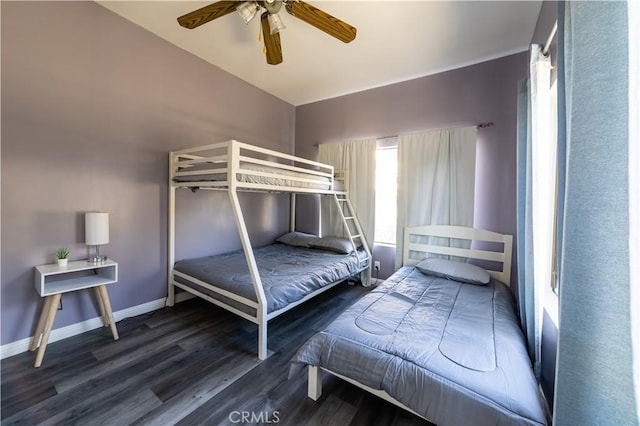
[395,127,477,268]
[516,44,552,379]
[319,139,376,250]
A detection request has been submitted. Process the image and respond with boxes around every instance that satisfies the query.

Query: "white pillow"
[415,258,491,285]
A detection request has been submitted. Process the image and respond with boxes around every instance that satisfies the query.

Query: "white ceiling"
[97,1,542,106]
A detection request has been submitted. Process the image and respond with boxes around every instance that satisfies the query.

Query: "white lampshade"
[85,212,109,245]
[237,1,259,24]
[268,13,286,34]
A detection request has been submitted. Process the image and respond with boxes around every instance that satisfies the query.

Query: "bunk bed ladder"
[333,194,372,284]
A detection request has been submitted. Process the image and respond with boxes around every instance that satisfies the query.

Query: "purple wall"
[1,1,295,345]
[294,53,528,287]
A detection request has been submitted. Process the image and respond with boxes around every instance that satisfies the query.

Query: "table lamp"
[86,212,109,263]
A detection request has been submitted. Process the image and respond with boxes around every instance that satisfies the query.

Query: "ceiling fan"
[177,0,357,65]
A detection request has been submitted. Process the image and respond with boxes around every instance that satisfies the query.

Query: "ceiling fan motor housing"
[263,0,283,15]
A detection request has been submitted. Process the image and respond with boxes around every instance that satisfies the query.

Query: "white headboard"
[403,225,513,286]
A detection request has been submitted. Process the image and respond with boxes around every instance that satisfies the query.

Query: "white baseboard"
[0,292,194,360]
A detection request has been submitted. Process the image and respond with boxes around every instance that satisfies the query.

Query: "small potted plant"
[56,248,70,267]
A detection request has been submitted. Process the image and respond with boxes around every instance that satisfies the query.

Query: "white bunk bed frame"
[167,139,371,360]
[307,225,513,420]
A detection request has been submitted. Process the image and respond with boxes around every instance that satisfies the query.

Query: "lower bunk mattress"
[174,243,367,314]
[290,266,548,426]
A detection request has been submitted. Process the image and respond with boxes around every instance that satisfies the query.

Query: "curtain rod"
[377,121,494,140]
[312,122,494,148]
[542,21,558,57]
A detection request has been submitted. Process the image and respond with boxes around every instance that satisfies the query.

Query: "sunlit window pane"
[375,147,397,244]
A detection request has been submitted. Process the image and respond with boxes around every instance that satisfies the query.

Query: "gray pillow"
[276,231,318,248]
[415,258,491,286]
[308,236,354,254]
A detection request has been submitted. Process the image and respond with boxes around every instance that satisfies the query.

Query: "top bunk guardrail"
[170,140,346,194]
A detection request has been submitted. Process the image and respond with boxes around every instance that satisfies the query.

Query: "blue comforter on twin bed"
[174,243,366,314]
[290,266,549,426]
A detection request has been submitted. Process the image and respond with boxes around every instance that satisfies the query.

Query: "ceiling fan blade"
[260,13,283,65]
[177,1,238,29]
[285,0,356,43]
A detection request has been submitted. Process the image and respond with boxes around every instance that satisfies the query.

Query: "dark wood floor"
[1,283,432,425]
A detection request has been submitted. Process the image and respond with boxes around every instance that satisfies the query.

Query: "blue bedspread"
[290,266,548,425]
[174,244,365,313]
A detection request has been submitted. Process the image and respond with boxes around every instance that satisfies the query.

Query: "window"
[374,139,398,245]
[549,79,559,294]
[546,78,560,325]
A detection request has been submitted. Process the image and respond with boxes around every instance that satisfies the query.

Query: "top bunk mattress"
[174,243,366,314]
[173,162,345,191]
[291,266,548,426]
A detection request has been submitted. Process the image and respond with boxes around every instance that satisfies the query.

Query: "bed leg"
[258,322,268,360]
[308,366,323,401]
[166,281,175,307]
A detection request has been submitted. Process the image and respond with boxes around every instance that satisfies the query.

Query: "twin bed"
[292,225,548,425]
[169,140,547,425]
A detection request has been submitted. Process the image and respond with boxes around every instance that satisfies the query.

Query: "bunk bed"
[168,140,371,360]
[291,225,549,426]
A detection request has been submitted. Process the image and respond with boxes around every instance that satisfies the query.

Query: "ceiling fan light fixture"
[237,1,259,24]
[268,13,286,34]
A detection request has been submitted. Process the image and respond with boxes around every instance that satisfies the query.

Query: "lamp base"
[88,255,107,263]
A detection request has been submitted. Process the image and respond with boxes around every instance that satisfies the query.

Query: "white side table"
[31,259,119,367]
